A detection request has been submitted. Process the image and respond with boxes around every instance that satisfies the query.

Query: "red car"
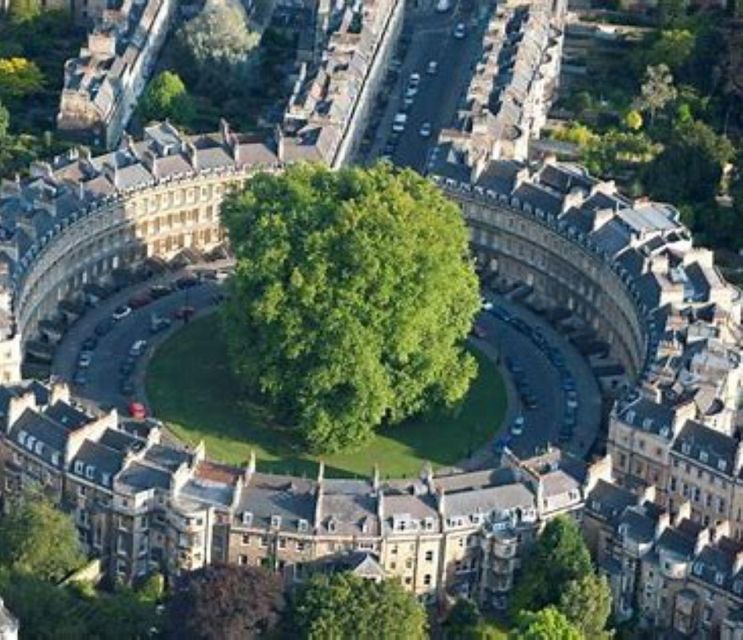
[173,305,196,320]
[128,293,153,309]
[128,402,147,419]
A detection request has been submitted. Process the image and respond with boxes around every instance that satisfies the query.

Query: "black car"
[73,370,88,386]
[176,276,199,289]
[119,378,135,396]
[119,357,136,376]
[81,335,98,351]
[94,318,115,337]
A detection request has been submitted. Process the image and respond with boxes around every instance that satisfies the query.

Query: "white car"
[409,72,421,86]
[436,0,452,12]
[405,86,418,99]
[511,416,525,436]
[481,298,494,311]
[427,60,438,75]
[454,22,466,39]
[129,339,148,357]
[112,305,132,321]
[78,352,93,368]
[419,122,432,137]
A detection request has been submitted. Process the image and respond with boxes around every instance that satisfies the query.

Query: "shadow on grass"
[145,314,507,478]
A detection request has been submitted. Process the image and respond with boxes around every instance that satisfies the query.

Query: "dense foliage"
[138,71,193,126]
[173,0,260,102]
[510,516,592,618]
[221,163,480,453]
[0,490,85,582]
[166,564,285,640]
[290,572,427,639]
[512,607,582,640]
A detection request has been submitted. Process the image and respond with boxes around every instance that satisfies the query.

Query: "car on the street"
[436,0,452,12]
[149,284,173,299]
[150,314,172,333]
[120,378,135,396]
[129,340,148,357]
[427,60,438,75]
[94,318,115,336]
[112,305,132,321]
[408,72,420,86]
[176,275,199,289]
[120,358,136,376]
[81,336,98,351]
[392,113,407,133]
[454,22,466,39]
[471,323,487,339]
[128,294,152,309]
[73,370,88,386]
[173,305,196,321]
[481,298,494,311]
[78,352,93,368]
[511,416,525,436]
[405,86,418,99]
[419,122,432,137]
[128,402,147,419]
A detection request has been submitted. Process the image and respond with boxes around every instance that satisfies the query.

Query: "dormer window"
[734,580,743,595]
[328,518,337,533]
[241,511,253,526]
[424,517,434,531]
[717,459,727,472]
[51,452,59,466]
[297,519,308,532]
[34,441,43,456]
[682,442,691,455]
[699,450,708,463]
[101,472,111,487]
[625,410,636,424]
[25,435,35,451]
[17,429,26,446]
[85,465,95,480]
[693,562,704,576]
[74,460,84,475]
[715,572,724,586]
[271,515,282,529]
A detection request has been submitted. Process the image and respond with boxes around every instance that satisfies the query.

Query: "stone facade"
[0,378,610,607]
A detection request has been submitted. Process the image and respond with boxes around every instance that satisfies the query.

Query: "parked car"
[128,402,147,419]
[454,22,466,39]
[73,370,88,386]
[427,60,438,75]
[94,318,115,337]
[149,284,173,299]
[481,298,494,311]
[81,336,98,351]
[150,314,172,333]
[419,122,432,137]
[176,276,199,290]
[119,358,135,376]
[77,352,93,368]
[511,416,525,436]
[173,306,196,321]
[408,72,421,86]
[128,294,152,309]
[112,305,132,321]
[129,340,148,357]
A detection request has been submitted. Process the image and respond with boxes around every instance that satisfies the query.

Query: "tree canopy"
[633,64,677,123]
[291,572,427,640]
[166,564,285,640]
[0,489,85,582]
[173,0,260,101]
[511,607,582,640]
[221,163,480,453]
[558,573,612,639]
[138,71,193,126]
[0,57,44,101]
[509,516,592,618]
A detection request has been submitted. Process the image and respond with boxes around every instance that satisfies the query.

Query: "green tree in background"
[221,163,480,453]
[166,564,285,640]
[444,598,482,638]
[0,489,85,582]
[7,0,41,24]
[291,573,427,640]
[0,57,44,101]
[558,573,613,639]
[511,607,582,640]
[509,516,592,619]
[0,101,9,138]
[138,71,194,126]
[645,119,734,204]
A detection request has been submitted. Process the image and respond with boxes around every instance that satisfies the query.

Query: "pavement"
[51,265,229,416]
[363,0,496,172]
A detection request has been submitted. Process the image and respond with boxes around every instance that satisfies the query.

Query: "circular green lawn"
[145,313,507,478]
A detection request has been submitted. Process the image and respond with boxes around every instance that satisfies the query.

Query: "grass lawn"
[145,313,507,478]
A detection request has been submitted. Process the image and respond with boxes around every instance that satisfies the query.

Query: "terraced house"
[0,378,610,610]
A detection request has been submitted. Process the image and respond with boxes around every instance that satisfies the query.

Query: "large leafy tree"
[173,0,260,101]
[138,71,193,125]
[633,64,677,123]
[166,564,285,640]
[221,163,480,453]
[0,57,44,101]
[509,516,592,619]
[558,573,612,639]
[644,119,734,204]
[0,100,8,138]
[512,607,582,640]
[291,573,427,640]
[0,490,85,582]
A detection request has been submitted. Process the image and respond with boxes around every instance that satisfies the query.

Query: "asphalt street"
[52,269,225,414]
[366,0,495,172]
